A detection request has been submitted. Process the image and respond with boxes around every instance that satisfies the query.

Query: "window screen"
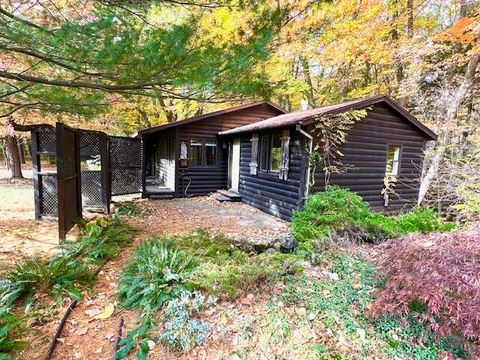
[205,140,217,166]
[190,139,203,166]
[259,135,270,171]
[385,145,401,176]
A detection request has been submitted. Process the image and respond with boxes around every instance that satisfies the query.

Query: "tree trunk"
[301,56,316,108]
[418,30,480,204]
[4,120,23,178]
[18,138,25,164]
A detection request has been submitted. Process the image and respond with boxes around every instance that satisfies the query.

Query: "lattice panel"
[37,128,56,153]
[62,129,77,177]
[40,174,58,216]
[110,137,143,195]
[80,132,101,158]
[81,171,103,208]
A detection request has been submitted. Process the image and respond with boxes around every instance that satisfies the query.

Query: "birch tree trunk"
[418,30,480,204]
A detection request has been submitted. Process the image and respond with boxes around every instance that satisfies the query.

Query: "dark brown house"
[138,95,436,221]
[137,101,286,198]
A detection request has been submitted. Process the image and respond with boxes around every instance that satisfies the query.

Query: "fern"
[0,306,24,358]
[118,238,196,310]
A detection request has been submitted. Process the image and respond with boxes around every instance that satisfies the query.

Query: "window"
[205,140,217,166]
[385,145,401,176]
[189,138,217,167]
[189,139,203,166]
[259,133,282,173]
[270,134,282,172]
[259,135,269,171]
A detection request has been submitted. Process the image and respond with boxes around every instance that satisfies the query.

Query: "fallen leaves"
[94,303,115,320]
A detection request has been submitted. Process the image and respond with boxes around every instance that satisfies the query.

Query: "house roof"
[219,95,437,140]
[137,101,286,136]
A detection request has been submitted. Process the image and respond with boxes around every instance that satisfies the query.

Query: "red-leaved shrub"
[369,229,480,340]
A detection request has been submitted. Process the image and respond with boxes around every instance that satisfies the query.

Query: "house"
[138,95,436,221]
[137,101,286,197]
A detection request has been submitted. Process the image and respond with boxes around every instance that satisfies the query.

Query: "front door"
[230,138,240,192]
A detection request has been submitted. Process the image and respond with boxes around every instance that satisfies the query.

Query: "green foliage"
[396,207,455,233]
[0,217,135,307]
[114,202,149,218]
[114,230,302,358]
[280,249,467,358]
[114,311,157,360]
[0,257,93,306]
[172,229,303,299]
[0,306,24,358]
[291,186,454,248]
[117,238,196,310]
[159,292,213,351]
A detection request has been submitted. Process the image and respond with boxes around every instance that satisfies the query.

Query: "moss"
[161,229,303,299]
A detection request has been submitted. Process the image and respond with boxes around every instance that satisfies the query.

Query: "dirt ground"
[2,164,295,359]
[0,167,62,268]
[0,165,288,269]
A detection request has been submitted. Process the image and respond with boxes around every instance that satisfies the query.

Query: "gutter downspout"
[296,124,313,202]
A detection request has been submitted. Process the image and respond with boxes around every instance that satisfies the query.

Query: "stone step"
[218,189,242,200]
[149,193,174,200]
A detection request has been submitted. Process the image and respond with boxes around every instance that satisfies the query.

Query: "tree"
[418,12,480,204]
[0,0,286,177]
[3,118,23,178]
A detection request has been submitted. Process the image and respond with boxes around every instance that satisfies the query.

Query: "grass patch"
[291,186,454,249]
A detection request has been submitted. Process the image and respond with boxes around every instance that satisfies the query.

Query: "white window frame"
[386,145,401,177]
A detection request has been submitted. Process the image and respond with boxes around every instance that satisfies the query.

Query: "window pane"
[270,134,282,172]
[190,139,203,166]
[259,136,269,171]
[386,145,400,176]
[205,141,217,166]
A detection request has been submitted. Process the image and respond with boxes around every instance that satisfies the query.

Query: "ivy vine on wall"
[307,109,368,189]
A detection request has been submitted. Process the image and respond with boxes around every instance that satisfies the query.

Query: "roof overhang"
[219,95,437,141]
[136,101,286,137]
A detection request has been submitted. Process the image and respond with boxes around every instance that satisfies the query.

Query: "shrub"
[0,257,94,306]
[117,238,196,310]
[369,230,480,341]
[0,306,24,358]
[160,292,213,351]
[115,201,149,218]
[291,186,453,247]
[291,187,372,244]
[0,217,135,308]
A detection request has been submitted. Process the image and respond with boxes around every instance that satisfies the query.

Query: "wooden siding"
[237,128,305,221]
[311,104,429,212]
[164,103,283,196]
[157,131,175,189]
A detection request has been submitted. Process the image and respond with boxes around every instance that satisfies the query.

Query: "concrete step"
[218,189,242,200]
[215,194,232,202]
[149,193,174,200]
[216,190,242,202]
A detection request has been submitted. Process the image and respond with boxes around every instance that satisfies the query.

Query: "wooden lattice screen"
[56,123,82,240]
[79,130,110,214]
[30,125,57,219]
[109,136,144,196]
[16,122,143,240]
